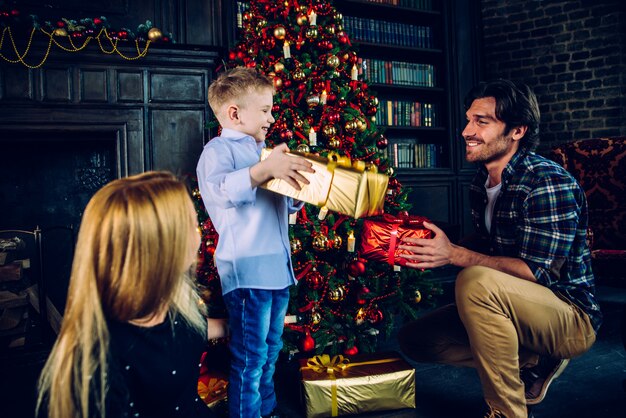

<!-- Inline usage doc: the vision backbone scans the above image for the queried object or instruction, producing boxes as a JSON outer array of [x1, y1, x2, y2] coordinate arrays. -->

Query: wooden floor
[[1, 287, 625, 418]]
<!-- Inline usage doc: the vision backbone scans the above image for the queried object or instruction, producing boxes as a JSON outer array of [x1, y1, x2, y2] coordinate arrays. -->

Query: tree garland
[[0, 7, 174, 68]]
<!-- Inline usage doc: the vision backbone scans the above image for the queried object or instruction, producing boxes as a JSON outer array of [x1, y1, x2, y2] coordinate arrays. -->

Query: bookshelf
[[337, 0, 450, 173]]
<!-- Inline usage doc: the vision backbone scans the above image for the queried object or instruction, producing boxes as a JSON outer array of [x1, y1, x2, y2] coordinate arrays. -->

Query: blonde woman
[[36, 171, 226, 418]]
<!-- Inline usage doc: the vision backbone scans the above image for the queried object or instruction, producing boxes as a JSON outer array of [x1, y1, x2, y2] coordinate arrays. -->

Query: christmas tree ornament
[[273, 25, 286, 40], [328, 285, 346, 302], [347, 258, 366, 277], [257, 19, 268, 29], [344, 119, 358, 133], [326, 54, 340, 69], [301, 330, 316, 352], [343, 345, 359, 356], [292, 69, 306, 81], [356, 286, 370, 305], [355, 308, 367, 326], [331, 234, 343, 250], [327, 137, 341, 149], [274, 62, 285, 72], [322, 124, 337, 137], [312, 233, 329, 252], [367, 308, 384, 325], [306, 95, 320, 108], [305, 26, 318, 39], [147, 27, 163, 41], [296, 144, 310, 153], [290, 238, 302, 254], [376, 135, 388, 149], [414, 290, 422, 304], [311, 311, 322, 325], [306, 268, 324, 290], [296, 14, 308, 26]]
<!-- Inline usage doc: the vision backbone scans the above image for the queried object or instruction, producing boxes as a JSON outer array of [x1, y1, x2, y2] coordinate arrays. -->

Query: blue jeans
[[223, 287, 290, 418]]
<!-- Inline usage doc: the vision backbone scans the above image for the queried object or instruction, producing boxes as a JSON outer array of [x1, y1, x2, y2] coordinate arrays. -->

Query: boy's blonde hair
[[37, 171, 205, 418], [208, 67, 274, 116]]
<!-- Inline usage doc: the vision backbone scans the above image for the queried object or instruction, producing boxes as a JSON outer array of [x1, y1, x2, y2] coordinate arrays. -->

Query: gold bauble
[[298, 5, 308, 13], [334, 12, 343, 21], [371, 97, 379, 106], [293, 117, 304, 128], [370, 116, 377, 123], [147, 27, 163, 41], [328, 286, 346, 302], [274, 62, 285, 72], [53, 28, 68, 37], [311, 311, 322, 325], [414, 290, 422, 304], [322, 125, 337, 137], [326, 26, 336, 35], [296, 144, 310, 154], [290, 238, 302, 255], [328, 137, 341, 149], [326, 55, 340, 69], [312, 234, 329, 251], [387, 166, 395, 176], [306, 95, 320, 108], [344, 120, 358, 133], [356, 118, 367, 132], [292, 69, 306, 81], [273, 76, 283, 89], [305, 27, 318, 39], [332, 235, 343, 249], [296, 14, 308, 26], [274, 26, 286, 40]]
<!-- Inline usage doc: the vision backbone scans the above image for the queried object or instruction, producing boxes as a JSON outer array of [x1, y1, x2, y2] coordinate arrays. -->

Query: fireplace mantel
[[0, 44, 221, 176]]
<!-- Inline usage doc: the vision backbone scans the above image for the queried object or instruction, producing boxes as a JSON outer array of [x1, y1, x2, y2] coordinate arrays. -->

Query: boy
[[196, 67, 314, 418]]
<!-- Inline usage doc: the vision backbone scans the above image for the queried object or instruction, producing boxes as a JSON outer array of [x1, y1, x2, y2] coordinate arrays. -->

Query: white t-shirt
[[484, 177, 502, 234]]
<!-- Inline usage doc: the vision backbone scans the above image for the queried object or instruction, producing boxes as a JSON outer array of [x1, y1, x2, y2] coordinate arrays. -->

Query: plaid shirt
[[468, 149, 602, 332]]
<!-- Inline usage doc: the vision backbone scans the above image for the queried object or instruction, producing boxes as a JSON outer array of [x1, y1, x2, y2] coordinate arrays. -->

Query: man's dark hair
[[464, 79, 540, 152]]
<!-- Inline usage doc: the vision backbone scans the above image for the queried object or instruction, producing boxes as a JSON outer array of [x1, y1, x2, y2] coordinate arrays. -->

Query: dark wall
[[478, 0, 626, 151]]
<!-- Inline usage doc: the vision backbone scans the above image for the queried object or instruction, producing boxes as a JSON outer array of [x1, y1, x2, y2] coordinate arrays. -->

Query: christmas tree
[[193, 0, 440, 355]]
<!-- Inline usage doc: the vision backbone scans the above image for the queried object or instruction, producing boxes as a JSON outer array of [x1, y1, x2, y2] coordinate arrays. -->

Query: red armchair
[[549, 137, 626, 286], [549, 137, 626, 366]]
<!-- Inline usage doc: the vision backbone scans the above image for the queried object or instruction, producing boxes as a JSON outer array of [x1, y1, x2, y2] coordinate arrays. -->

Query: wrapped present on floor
[[197, 343, 229, 410], [260, 149, 389, 219], [359, 213, 432, 266], [299, 351, 415, 418]]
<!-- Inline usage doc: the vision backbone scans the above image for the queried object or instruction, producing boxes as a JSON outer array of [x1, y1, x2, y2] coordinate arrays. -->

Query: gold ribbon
[[198, 377, 228, 402], [300, 355, 401, 417]]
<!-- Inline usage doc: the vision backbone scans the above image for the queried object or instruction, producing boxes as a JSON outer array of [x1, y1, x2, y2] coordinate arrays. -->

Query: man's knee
[[456, 265, 498, 299]]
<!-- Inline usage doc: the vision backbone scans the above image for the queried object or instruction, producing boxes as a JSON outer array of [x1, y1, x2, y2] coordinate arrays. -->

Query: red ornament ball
[[344, 345, 359, 356], [348, 259, 366, 277], [301, 332, 315, 352]]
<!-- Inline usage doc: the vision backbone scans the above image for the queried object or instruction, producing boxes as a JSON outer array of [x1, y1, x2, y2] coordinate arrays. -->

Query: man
[[397, 79, 601, 418]]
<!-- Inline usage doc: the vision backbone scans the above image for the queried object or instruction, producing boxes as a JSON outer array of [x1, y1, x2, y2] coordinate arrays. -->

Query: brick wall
[[479, 0, 626, 150]]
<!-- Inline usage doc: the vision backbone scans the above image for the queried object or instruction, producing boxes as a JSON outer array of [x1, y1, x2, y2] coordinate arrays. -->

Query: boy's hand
[[250, 143, 315, 190]]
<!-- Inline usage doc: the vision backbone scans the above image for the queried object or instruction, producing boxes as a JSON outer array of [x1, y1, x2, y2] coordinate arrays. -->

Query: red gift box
[[359, 214, 432, 266]]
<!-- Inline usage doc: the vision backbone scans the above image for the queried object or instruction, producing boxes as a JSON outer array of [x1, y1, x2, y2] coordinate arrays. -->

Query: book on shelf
[[361, 58, 435, 87], [343, 16, 433, 48], [384, 140, 439, 168], [377, 100, 438, 127], [358, 0, 434, 11]]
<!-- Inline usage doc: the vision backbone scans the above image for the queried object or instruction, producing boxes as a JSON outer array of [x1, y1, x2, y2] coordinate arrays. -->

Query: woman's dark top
[[106, 313, 215, 418]]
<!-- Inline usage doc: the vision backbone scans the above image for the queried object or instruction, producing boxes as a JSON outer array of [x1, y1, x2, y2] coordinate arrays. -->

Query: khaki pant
[[398, 266, 596, 418]]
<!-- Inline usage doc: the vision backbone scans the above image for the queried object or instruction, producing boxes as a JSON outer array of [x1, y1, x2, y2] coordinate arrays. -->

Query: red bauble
[[10, 9, 19, 17], [301, 332, 315, 352], [367, 309, 384, 325], [306, 269, 324, 290], [356, 286, 370, 305], [57, 21, 65, 28], [376, 136, 388, 149], [343, 345, 358, 356], [280, 129, 293, 140], [337, 99, 348, 107], [272, 104, 280, 113], [348, 259, 366, 277], [93, 18, 102, 25], [228, 51, 237, 60]]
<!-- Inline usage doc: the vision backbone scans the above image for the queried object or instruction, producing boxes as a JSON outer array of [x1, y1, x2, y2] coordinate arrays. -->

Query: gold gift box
[[260, 149, 389, 219], [299, 351, 416, 418]]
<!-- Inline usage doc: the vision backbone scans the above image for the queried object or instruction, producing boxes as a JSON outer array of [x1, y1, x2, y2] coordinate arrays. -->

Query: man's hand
[[250, 143, 315, 189], [398, 221, 454, 269]]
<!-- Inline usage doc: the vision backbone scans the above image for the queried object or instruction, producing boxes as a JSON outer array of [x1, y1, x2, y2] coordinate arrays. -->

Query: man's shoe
[[521, 357, 570, 405]]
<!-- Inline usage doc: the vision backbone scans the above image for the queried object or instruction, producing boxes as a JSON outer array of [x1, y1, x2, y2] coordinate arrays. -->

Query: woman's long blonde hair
[[37, 171, 206, 418]]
